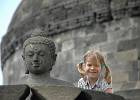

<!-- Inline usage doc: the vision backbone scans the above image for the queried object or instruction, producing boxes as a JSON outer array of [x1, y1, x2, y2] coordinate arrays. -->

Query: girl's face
[[84, 54, 101, 79]]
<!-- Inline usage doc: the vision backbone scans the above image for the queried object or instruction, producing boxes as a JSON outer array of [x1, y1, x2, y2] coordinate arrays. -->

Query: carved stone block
[[0, 85, 30, 100], [31, 85, 126, 100], [127, 0, 140, 16]]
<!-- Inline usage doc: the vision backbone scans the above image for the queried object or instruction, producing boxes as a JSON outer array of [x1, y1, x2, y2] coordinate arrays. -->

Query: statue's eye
[[27, 52, 33, 57], [39, 52, 45, 56]]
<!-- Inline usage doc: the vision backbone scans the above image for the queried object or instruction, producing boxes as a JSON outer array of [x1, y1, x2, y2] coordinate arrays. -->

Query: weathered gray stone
[[3, 50, 25, 85], [32, 86, 81, 100], [1, 0, 140, 94], [0, 85, 30, 100], [86, 33, 107, 45], [129, 71, 139, 81], [112, 71, 129, 82], [131, 26, 140, 39], [115, 89, 140, 100], [99, 41, 118, 53], [111, 0, 128, 19], [62, 39, 74, 51], [85, 24, 105, 35], [31, 85, 125, 100], [114, 49, 138, 62], [117, 37, 140, 51], [74, 37, 86, 49], [121, 82, 138, 90]]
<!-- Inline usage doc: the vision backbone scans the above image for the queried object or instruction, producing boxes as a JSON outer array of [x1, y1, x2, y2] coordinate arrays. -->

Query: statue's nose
[[33, 54, 39, 62]]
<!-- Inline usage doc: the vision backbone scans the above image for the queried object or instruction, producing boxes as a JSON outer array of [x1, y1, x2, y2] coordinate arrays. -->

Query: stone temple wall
[[1, 0, 140, 93]]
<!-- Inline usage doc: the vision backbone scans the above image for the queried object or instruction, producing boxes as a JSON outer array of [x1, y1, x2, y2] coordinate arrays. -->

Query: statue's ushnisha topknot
[[23, 30, 56, 59]]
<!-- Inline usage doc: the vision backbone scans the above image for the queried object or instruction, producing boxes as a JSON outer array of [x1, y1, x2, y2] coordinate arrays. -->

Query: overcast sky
[[0, 0, 21, 85]]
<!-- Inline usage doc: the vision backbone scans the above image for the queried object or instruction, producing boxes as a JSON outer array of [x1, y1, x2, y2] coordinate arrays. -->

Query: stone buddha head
[[22, 31, 57, 75]]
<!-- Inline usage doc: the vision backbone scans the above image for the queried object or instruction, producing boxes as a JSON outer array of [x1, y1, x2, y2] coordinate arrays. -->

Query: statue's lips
[[33, 65, 40, 68], [32, 63, 40, 68]]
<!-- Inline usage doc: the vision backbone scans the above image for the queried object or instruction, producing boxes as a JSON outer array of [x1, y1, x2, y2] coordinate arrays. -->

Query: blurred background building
[[1, 0, 140, 99]]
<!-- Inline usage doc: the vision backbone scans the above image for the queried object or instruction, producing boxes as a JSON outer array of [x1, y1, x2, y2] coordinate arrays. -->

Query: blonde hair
[[76, 50, 112, 84]]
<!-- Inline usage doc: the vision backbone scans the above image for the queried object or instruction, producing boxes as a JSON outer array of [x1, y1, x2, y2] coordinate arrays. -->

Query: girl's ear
[[77, 62, 86, 77]]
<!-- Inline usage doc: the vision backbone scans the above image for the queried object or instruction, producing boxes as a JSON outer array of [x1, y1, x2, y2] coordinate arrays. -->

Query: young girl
[[76, 50, 113, 93]]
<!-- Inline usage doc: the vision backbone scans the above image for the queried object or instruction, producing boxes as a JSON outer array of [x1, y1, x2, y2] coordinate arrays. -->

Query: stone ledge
[[0, 85, 30, 100], [0, 85, 126, 100], [115, 89, 140, 100], [31, 85, 125, 100]]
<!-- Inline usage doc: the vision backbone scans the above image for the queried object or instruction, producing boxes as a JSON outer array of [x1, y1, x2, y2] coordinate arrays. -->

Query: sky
[[0, 0, 21, 85]]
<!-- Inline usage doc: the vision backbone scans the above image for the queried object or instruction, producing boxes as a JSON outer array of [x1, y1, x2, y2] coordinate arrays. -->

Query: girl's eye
[[94, 65, 99, 68], [87, 64, 92, 67]]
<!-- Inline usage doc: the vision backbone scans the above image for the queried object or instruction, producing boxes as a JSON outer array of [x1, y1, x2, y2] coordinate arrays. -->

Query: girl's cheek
[[96, 67, 101, 72], [84, 66, 89, 72]]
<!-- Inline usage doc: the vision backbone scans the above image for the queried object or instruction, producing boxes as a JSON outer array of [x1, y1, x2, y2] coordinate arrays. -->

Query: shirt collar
[[85, 76, 100, 88]]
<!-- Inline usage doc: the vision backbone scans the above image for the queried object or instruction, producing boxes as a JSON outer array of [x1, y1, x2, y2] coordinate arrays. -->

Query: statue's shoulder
[[18, 74, 29, 84]]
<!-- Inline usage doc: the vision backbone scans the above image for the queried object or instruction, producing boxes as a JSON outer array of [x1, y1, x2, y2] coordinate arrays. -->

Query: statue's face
[[23, 43, 53, 74]]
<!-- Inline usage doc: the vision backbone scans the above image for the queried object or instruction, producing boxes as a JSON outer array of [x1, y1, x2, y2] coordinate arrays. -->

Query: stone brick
[[106, 52, 115, 61], [110, 61, 139, 72], [138, 61, 140, 80], [93, 0, 110, 11], [51, 50, 76, 82], [117, 37, 140, 51], [127, 0, 140, 17], [0, 85, 30, 100], [74, 47, 86, 61], [106, 19, 132, 42], [131, 26, 140, 38], [115, 89, 140, 100], [61, 39, 75, 51], [112, 82, 124, 92], [72, 28, 86, 38], [112, 71, 129, 82], [121, 82, 137, 90], [86, 33, 107, 45], [129, 71, 139, 81], [55, 42, 62, 52], [135, 81, 140, 89], [51, 6, 66, 22], [74, 37, 86, 49], [114, 49, 139, 62], [3, 50, 25, 85], [111, 0, 128, 19], [99, 41, 118, 53], [67, 3, 83, 18], [85, 24, 105, 35]]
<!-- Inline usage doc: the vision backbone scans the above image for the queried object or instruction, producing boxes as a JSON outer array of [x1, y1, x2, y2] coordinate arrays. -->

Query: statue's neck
[[28, 72, 51, 80]]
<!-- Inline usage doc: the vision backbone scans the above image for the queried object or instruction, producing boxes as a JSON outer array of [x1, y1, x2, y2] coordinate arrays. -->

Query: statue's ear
[[22, 54, 25, 60], [51, 54, 57, 66], [25, 69, 29, 74], [54, 54, 57, 60]]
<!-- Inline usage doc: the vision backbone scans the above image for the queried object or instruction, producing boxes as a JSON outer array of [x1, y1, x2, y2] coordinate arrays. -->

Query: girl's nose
[[90, 67, 94, 69]]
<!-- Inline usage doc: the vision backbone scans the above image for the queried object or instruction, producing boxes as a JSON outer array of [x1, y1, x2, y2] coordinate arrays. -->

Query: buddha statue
[[21, 30, 72, 87]]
